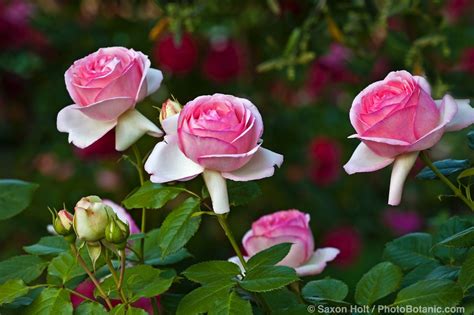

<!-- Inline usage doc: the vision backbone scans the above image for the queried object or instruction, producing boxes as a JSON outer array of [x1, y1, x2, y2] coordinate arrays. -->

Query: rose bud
[[159, 99, 182, 124], [73, 196, 112, 242], [105, 214, 130, 249], [228, 210, 339, 276], [53, 209, 73, 235]]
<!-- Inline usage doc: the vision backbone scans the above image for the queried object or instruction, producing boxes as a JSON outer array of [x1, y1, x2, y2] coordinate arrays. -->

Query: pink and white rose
[[145, 93, 283, 214], [57, 47, 164, 151], [344, 70, 474, 205], [228, 210, 339, 276]]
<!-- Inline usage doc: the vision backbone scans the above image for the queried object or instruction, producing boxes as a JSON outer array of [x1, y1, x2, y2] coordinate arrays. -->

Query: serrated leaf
[[74, 302, 108, 314], [402, 261, 440, 287], [433, 216, 470, 263], [416, 159, 469, 180], [176, 280, 235, 315], [25, 288, 72, 315], [0, 179, 38, 220], [157, 198, 201, 257], [240, 265, 298, 292], [183, 261, 241, 284], [209, 291, 252, 315], [23, 236, 68, 256], [123, 181, 185, 209], [261, 287, 302, 313], [355, 262, 403, 306], [393, 280, 463, 308], [0, 279, 29, 305], [459, 251, 474, 292], [48, 251, 86, 285], [425, 265, 459, 281], [383, 233, 436, 270], [109, 305, 148, 315], [247, 243, 292, 270], [437, 226, 474, 248], [302, 279, 348, 302], [0, 255, 47, 284]]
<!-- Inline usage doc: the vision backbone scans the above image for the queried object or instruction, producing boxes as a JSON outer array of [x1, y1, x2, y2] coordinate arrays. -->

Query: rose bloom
[[154, 33, 198, 74], [57, 47, 163, 151], [202, 39, 245, 83], [145, 93, 283, 214], [309, 137, 341, 186], [228, 210, 339, 276], [344, 70, 474, 205]]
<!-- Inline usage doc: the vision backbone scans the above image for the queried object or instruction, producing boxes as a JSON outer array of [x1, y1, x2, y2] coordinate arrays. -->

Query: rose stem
[[132, 144, 147, 262], [216, 214, 248, 270], [70, 244, 113, 309], [105, 249, 128, 305], [420, 151, 474, 211]]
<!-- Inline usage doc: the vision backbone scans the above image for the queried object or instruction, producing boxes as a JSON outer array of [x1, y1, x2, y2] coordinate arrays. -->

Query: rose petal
[[228, 256, 248, 275], [75, 96, 135, 121], [197, 143, 261, 172], [221, 147, 283, 181], [161, 113, 179, 135], [294, 247, 340, 277], [445, 99, 474, 132], [145, 68, 163, 97], [343, 142, 395, 174], [414, 75, 431, 95], [388, 151, 419, 206], [57, 105, 116, 149], [202, 170, 230, 214], [144, 136, 204, 182], [115, 109, 163, 151]]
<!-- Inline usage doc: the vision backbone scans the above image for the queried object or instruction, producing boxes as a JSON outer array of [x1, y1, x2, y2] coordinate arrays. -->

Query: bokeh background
[[1, 0, 474, 290]]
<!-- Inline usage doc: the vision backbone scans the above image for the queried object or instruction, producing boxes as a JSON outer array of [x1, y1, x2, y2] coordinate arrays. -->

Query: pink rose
[[57, 47, 164, 151], [344, 70, 474, 205], [228, 210, 339, 276], [145, 94, 283, 214]]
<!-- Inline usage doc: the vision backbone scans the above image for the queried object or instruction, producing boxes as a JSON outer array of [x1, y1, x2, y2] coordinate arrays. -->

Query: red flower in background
[[460, 48, 474, 74], [309, 137, 341, 186], [74, 129, 118, 160], [322, 226, 362, 266], [153, 33, 198, 74], [202, 39, 245, 83], [444, 0, 473, 23], [382, 208, 423, 236]]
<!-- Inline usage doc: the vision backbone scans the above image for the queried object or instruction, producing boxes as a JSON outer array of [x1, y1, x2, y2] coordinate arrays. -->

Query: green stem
[[216, 214, 247, 271], [105, 251, 128, 305], [151, 296, 160, 315], [70, 244, 113, 309], [118, 250, 126, 292], [420, 151, 474, 211], [132, 144, 147, 262], [66, 288, 96, 304]]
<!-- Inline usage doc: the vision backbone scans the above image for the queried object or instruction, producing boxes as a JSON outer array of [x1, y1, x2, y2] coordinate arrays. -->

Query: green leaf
[[246, 243, 292, 270], [123, 181, 186, 209], [261, 288, 303, 313], [402, 261, 440, 287], [240, 265, 298, 292], [100, 265, 175, 301], [425, 265, 459, 281], [209, 291, 252, 315], [74, 302, 108, 314], [457, 167, 474, 181], [0, 279, 29, 306], [0, 255, 47, 284], [459, 251, 474, 292], [0, 179, 38, 220], [157, 198, 201, 257], [383, 233, 436, 270], [202, 181, 261, 207], [355, 262, 403, 306], [302, 279, 348, 301], [25, 288, 72, 315], [176, 280, 235, 315], [393, 280, 463, 308], [48, 251, 86, 285], [437, 226, 474, 248], [467, 130, 474, 150], [416, 159, 469, 180], [23, 236, 68, 256], [433, 216, 470, 263], [109, 305, 148, 315], [183, 261, 241, 284]]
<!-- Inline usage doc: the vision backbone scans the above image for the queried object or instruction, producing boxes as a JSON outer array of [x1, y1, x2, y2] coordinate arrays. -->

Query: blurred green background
[[1, 0, 474, 291]]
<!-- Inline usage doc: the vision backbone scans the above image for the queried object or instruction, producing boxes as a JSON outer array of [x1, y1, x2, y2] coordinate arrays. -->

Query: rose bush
[[344, 70, 474, 205], [57, 47, 164, 151]]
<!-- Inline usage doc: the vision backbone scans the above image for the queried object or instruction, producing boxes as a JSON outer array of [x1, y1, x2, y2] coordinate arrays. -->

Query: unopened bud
[[159, 99, 182, 123], [73, 195, 112, 242], [53, 209, 74, 236], [105, 214, 130, 249]]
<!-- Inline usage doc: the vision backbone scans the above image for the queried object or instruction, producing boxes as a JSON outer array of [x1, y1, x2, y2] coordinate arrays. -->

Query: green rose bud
[[73, 195, 112, 242], [105, 214, 130, 249], [53, 209, 74, 236]]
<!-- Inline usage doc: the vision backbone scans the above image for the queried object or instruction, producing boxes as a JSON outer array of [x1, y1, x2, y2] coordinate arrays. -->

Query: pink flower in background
[[344, 70, 474, 205], [34, 152, 75, 181], [322, 226, 362, 266], [57, 47, 163, 151], [229, 210, 339, 276], [154, 33, 198, 74], [145, 93, 283, 214], [203, 39, 245, 83], [95, 169, 122, 192], [459, 48, 474, 74], [309, 137, 341, 186], [74, 129, 118, 160], [382, 208, 423, 235]]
